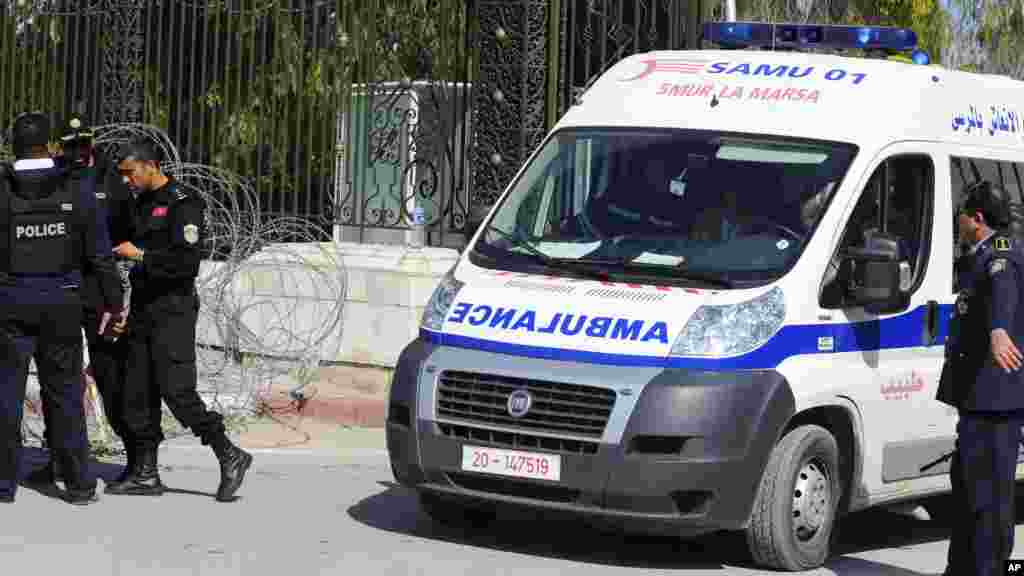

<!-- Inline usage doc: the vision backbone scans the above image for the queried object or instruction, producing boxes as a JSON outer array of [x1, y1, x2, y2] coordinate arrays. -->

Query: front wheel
[[745, 424, 842, 571]]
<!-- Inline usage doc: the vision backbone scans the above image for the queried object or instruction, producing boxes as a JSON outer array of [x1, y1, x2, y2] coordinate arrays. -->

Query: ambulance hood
[[424, 263, 787, 365]]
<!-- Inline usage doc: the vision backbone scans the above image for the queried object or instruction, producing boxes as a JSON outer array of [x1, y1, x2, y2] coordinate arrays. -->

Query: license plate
[[460, 445, 561, 482]]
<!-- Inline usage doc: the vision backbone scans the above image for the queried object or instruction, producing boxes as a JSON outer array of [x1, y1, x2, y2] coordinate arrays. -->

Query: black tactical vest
[[0, 163, 77, 276]]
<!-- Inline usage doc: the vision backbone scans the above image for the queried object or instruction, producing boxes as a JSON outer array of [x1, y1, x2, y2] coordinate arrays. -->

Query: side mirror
[[840, 231, 910, 313]]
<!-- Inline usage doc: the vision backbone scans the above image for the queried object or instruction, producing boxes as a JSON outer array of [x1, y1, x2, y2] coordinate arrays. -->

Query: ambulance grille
[[436, 371, 615, 438], [436, 423, 599, 455]]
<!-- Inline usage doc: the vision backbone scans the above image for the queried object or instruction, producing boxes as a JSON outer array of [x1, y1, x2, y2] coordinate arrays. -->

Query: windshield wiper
[[568, 258, 735, 288], [483, 225, 611, 281], [482, 227, 732, 286], [484, 225, 552, 262]]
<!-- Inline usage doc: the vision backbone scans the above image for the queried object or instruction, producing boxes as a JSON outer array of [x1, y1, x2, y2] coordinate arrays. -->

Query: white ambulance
[[385, 21, 1024, 571]]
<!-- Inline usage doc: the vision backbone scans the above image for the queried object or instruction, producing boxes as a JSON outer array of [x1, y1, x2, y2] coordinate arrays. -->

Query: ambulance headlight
[[421, 268, 464, 331], [670, 287, 786, 357]]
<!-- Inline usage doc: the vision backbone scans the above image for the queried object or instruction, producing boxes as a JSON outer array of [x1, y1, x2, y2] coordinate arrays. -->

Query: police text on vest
[[16, 222, 67, 239]]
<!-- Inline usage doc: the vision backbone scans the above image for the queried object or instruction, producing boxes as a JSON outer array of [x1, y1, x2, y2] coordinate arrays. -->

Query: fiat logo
[[507, 389, 532, 418]]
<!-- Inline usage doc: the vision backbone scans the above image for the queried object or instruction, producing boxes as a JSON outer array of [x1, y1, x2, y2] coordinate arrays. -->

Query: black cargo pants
[[41, 305, 132, 448], [121, 290, 225, 451]]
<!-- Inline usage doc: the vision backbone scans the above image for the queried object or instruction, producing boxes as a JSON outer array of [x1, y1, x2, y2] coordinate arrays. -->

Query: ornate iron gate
[[1, 0, 702, 248], [557, 0, 694, 118], [1, 0, 347, 241], [335, 0, 476, 249], [470, 0, 703, 224]]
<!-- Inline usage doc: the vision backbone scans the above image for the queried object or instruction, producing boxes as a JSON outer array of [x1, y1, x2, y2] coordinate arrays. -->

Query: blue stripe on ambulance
[[420, 303, 954, 370]]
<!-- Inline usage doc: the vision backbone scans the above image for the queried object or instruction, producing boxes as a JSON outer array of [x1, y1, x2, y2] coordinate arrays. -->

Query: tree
[[945, 0, 1024, 78]]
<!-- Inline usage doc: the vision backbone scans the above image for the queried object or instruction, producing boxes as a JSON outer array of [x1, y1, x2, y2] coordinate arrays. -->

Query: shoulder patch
[[989, 258, 1008, 277], [183, 223, 199, 244], [995, 236, 1012, 251]]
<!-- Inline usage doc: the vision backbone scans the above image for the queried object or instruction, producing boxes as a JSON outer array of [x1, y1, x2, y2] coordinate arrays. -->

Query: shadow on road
[[347, 481, 1024, 573], [18, 447, 223, 500], [16, 447, 125, 502], [348, 481, 731, 570]]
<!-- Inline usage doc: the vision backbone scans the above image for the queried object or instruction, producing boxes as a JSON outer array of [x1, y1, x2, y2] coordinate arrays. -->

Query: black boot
[[210, 435, 253, 502], [104, 447, 164, 496], [114, 444, 137, 484], [24, 459, 59, 486]]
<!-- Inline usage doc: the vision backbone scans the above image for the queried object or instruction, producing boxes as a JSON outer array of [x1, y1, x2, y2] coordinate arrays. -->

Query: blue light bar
[[702, 22, 919, 52]]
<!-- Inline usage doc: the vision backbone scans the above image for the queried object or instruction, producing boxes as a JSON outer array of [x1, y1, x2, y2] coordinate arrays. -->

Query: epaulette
[[994, 236, 1012, 252]]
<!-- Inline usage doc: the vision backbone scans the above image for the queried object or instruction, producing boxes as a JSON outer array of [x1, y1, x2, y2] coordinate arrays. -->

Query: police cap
[[961, 180, 1012, 229], [60, 112, 93, 142], [10, 111, 50, 158]]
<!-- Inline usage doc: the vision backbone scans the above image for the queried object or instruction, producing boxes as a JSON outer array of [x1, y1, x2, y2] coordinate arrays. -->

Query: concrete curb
[[25, 365, 393, 430], [261, 363, 391, 428], [291, 394, 387, 428], [277, 364, 392, 428]]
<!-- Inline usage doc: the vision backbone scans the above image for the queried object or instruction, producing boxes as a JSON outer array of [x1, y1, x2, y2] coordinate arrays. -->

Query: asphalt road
[[1, 426, 1018, 575]]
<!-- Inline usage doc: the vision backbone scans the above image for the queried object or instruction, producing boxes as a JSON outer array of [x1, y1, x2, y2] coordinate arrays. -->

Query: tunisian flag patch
[[152, 206, 168, 217]]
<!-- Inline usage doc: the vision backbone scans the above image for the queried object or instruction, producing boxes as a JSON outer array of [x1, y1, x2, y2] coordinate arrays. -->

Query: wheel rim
[[792, 458, 831, 543]]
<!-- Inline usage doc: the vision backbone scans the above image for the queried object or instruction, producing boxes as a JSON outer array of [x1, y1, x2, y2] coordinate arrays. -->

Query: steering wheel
[[773, 223, 802, 244], [739, 214, 802, 244]]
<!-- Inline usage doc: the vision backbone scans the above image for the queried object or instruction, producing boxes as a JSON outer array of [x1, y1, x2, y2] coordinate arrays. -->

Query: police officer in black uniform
[[0, 111, 123, 504], [27, 115, 136, 486], [105, 138, 252, 502], [937, 179, 1024, 576]]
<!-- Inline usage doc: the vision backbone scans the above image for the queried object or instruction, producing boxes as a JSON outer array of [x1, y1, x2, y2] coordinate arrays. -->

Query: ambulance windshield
[[472, 128, 858, 288]]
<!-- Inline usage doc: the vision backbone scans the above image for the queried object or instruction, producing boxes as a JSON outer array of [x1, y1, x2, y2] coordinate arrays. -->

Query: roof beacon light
[[702, 21, 921, 54]]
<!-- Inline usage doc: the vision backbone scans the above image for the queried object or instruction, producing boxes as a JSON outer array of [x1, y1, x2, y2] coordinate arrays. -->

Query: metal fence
[[1, 0, 704, 249]]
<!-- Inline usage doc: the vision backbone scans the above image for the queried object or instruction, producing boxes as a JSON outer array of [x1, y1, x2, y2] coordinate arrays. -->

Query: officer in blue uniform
[[0, 111, 123, 504], [936, 179, 1024, 576], [26, 115, 135, 486]]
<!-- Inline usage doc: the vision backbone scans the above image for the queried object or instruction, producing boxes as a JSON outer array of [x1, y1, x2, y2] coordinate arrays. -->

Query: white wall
[[195, 241, 460, 368]]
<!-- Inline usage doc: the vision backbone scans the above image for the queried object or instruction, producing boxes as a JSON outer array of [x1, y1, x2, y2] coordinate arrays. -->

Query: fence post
[[102, 0, 146, 124], [471, 0, 551, 214]]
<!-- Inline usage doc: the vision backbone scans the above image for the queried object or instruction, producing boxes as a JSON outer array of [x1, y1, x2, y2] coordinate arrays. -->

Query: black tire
[[746, 424, 842, 571], [417, 491, 497, 529]]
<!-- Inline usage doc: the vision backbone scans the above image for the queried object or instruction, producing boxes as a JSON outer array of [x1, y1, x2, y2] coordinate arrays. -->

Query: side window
[[822, 154, 934, 308], [999, 161, 1024, 203], [949, 156, 1024, 292], [886, 156, 933, 284], [951, 156, 1021, 208]]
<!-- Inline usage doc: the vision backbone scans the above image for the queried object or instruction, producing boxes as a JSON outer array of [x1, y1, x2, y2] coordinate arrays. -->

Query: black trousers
[[947, 411, 1022, 576], [41, 305, 131, 450], [121, 291, 224, 451], [0, 290, 94, 496]]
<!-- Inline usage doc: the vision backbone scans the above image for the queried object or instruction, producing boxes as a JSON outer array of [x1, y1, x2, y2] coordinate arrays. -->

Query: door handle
[[924, 300, 939, 345]]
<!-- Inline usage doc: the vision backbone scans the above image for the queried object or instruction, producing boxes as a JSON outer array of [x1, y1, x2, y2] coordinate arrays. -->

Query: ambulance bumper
[[386, 337, 796, 537]]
